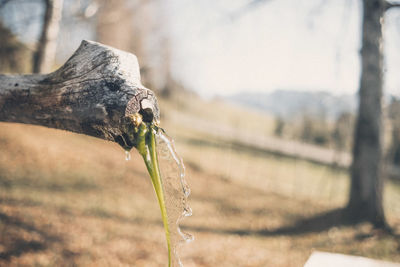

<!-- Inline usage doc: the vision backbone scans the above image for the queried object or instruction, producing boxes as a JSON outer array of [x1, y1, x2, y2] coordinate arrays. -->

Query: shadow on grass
[[184, 208, 368, 237], [0, 211, 63, 261], [0, 174, 99, 193], [0, 195, 164, 263], [82, 206, 162, 226]]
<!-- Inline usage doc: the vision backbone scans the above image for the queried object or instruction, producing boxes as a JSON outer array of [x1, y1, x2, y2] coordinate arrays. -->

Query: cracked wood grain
[[0, 40, 160, 148]]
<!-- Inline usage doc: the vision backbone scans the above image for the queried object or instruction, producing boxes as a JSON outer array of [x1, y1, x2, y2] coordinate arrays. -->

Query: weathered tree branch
[[385, 1, 400, 10], [0, 40, 160, 149]]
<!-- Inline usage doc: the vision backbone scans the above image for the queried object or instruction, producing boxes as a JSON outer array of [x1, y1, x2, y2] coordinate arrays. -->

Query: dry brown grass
[[0, 95, 399, 266]]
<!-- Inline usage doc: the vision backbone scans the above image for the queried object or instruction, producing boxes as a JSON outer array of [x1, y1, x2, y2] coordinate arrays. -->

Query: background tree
[[347, 0, 400, 229], [0, 21, 30, 73], [33, 0, 64, 73], [0, 0, 63, 74], [387, 97, 400, 177], [233, 0, 400, 229], [96, 0, 172, 94], [332, 112, 354, 153], [274, 116, 285, 137]]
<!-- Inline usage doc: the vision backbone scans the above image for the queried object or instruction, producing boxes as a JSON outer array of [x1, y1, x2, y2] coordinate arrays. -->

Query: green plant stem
[[136, 123, 172, 267]]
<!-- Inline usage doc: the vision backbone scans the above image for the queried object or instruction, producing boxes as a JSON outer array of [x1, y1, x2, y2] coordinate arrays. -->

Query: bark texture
[[33, 0, 63, 73], [348, 0, 386, 227], [0, 40, 160, 149]]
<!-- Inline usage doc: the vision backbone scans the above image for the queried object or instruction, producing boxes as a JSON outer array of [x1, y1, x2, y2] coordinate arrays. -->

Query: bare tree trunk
[[33, 0, 63, 73], [347, 0, 387, 228], [1, 40, 160, 150], [0, 21, 30, 73]]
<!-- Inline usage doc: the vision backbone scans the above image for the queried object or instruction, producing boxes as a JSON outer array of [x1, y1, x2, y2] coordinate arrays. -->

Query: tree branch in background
[[386, 1, 400, 10], [228, 0, 274, 21], [1, 40, 160, 148], [33, 0, 63, 73], [0, 0, 12, 9]]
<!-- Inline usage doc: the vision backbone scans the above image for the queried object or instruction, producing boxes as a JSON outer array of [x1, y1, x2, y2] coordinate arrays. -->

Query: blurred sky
[[1, 0, 400, 98], [167, 0, 400, 97]]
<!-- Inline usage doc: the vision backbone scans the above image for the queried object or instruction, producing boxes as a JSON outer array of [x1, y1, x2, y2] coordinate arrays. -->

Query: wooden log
[[0, 40, 160, 149]]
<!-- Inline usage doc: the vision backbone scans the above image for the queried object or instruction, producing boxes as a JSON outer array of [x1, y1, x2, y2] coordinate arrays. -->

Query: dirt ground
[[1, 98, 400, 266]]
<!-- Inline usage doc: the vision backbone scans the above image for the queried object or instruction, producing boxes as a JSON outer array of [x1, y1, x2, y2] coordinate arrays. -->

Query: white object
[[304, 251, 400, 267]]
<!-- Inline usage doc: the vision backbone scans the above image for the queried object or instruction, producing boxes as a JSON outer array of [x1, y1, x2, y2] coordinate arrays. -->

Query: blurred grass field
[[0, 94, 399, 266]]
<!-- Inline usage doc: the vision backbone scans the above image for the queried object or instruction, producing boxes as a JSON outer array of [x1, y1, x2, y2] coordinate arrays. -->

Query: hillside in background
[[226, 89, 357, 119]]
